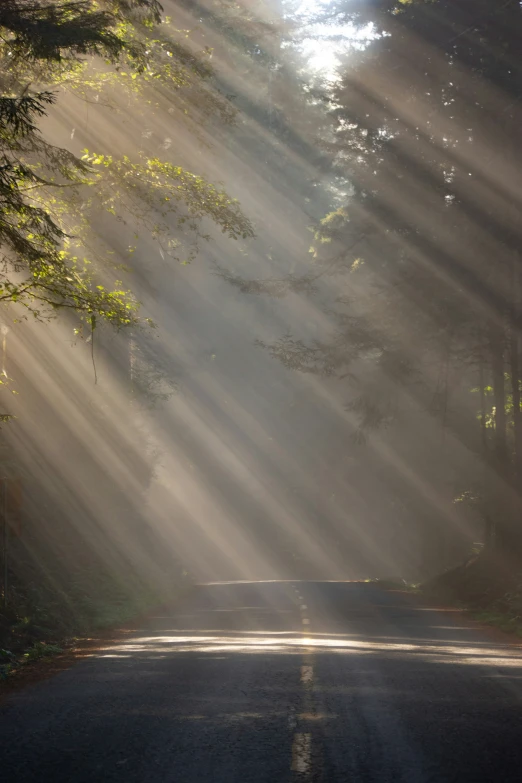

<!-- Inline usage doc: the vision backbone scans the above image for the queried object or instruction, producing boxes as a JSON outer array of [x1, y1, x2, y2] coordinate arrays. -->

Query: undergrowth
[[365, 578, 419, 591], [0, 567, 187, 681], [421, 552, 522, 636]]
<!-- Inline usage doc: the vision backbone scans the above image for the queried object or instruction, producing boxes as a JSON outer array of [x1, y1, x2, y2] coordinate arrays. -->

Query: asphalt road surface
[[2, 581, 522, 782]]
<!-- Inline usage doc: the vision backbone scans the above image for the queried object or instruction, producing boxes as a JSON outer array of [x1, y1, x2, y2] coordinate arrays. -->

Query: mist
[[0, 0, 508, 601]]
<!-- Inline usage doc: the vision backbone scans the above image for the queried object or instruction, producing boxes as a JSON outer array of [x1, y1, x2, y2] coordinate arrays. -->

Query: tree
[[0, 0, 260, 615], [218, 0, 522, 570], [322, 0, 522, 559], [0, 0, 254, 325]]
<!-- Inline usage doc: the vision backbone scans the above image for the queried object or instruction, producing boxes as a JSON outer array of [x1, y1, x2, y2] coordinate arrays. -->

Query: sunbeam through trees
[[2, 0, 522, 707]]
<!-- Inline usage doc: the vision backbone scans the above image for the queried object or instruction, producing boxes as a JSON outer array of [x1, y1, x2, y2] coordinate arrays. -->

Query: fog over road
[[2, 582, 522, 782]]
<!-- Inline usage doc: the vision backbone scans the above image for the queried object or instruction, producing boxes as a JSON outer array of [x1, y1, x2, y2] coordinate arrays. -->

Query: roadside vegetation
[[0, 566, 190, 681], [422, 553, 522, 637]]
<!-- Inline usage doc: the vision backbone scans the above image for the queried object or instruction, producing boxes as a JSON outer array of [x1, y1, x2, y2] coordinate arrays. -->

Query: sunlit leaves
[[0, 0, 253, 328], [81, 149, 255, 263]]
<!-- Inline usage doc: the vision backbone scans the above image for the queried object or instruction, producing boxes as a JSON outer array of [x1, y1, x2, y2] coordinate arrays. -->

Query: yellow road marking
[[291, 600, 315, 778], [291, 732, 312, 774], [301, 664, 313, 684]]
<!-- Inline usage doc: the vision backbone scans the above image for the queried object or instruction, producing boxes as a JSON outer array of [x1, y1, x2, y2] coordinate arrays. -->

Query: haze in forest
[[1, 0, 521, 620]]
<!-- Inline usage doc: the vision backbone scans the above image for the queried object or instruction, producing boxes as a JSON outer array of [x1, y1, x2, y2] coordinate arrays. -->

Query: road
[[2, 581, 522, 782]]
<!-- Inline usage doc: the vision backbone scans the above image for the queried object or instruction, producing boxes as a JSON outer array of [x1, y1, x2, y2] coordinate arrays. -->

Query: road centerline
[[291, 732, 312, 775]]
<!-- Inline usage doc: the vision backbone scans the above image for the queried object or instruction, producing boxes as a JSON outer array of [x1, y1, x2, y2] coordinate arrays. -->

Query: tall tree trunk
[[478, 334, 495, 547], [510, 257, 522, 481], [489, 321, 508, 472], [484, 516, 494, 547], [479, 342, 488, 454], [487, 319, 522, 559]]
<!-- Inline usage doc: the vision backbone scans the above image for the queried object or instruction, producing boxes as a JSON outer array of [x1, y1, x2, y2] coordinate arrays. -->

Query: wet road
[[2, 581, 522, 781]]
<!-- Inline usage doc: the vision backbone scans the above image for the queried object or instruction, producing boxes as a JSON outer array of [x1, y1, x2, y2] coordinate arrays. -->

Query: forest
[[1, 0, 522, 667]]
